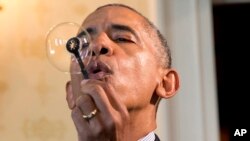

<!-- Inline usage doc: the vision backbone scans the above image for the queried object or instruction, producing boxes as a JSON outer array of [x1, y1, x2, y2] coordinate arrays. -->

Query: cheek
[[113, 52, 158, 103], [116, 53, 147, 84]]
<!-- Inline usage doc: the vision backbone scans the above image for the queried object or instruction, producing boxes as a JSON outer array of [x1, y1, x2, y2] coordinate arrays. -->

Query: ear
[[66, 81, 75, 109], [156, 69, 180, 99]]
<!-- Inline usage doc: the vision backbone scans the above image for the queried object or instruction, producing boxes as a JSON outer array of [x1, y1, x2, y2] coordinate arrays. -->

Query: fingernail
[[81, 79, 88, 85]]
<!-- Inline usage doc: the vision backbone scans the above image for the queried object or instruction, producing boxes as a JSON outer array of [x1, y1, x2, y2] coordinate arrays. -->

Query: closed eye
[[114, 37, 135, 43]]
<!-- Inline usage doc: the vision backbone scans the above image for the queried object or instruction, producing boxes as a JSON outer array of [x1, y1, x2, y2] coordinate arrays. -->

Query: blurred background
[[0, 0, 249, 141]]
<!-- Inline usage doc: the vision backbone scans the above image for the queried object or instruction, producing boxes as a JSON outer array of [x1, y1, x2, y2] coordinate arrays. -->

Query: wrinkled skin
[[66, 5, 179, 141]]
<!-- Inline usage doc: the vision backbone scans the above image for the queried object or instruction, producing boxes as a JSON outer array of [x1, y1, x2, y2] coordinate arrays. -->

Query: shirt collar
[[138, 131, 155, 141]]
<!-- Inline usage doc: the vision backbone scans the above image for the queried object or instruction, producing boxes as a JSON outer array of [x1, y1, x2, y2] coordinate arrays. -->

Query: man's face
[[71, 6, 162, 110]]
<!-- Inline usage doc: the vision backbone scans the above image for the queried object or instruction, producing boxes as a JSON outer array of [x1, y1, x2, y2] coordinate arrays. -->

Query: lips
[[87, 61, 112, 80]]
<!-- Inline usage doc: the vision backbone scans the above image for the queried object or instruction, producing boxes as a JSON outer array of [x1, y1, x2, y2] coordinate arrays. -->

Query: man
[[66, 3, 179, 141]]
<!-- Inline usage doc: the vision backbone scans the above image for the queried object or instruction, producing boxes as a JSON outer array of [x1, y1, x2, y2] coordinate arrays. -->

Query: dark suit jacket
[[155, 134, 160, 141]]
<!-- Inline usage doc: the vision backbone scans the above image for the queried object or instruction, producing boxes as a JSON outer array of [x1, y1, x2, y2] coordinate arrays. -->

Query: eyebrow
[[79, 24, 140, 41], [111, 24, 139, 40]]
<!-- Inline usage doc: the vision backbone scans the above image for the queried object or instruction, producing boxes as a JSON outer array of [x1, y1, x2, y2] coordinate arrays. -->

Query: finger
[[70, 73, 84, 100], [83, 79, 127, 115], [80, 79, 129, 127], [80, 79, 129, 138], [80, 79, 114, 118], [76, 94, 96, 116], [75, 93, 110, 140], [71, 106, 90, 136], [66, 81, 75, 109]]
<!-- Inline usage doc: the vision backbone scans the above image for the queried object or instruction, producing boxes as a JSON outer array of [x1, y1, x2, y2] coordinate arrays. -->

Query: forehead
[[82, 6, 145, 28], [81, 6, 157, 54]]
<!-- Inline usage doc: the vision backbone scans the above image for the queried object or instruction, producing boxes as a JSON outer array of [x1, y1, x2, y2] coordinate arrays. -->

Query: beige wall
[[0, 0, 154, 140]]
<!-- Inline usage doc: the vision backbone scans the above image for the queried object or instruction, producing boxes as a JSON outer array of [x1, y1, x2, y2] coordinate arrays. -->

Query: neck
[[125, 105, 157, 140]]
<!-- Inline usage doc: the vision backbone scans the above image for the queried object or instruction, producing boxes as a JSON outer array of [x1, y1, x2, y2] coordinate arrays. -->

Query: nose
[[90, 32, 113, 57]]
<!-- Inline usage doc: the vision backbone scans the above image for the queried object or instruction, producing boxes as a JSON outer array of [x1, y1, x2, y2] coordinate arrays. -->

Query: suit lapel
[[154, 134, 160, 141]]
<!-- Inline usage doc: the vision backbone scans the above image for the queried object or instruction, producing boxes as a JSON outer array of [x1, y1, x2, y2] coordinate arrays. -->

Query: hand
[[66, 80, 130, 141]]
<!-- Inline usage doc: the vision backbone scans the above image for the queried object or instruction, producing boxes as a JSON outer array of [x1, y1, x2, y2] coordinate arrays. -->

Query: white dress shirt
[[138, 131, 155, 141]]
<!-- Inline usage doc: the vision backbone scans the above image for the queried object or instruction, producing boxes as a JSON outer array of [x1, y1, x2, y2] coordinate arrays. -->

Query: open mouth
[[87, 61, 112, 80]]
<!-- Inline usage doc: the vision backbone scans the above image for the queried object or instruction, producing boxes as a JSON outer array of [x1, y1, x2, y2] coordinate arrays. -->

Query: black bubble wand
[[66, 36, 89, 79]]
